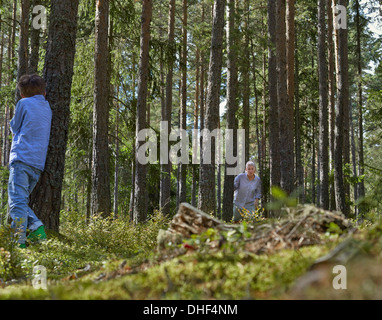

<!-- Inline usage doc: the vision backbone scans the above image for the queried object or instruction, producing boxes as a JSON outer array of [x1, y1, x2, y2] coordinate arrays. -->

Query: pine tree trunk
[[268, 0, 280, 190], [198, 5, 205, 208], [91, 0, 111, 218], [286, 0, 295, 193], [30, 0, 80, 232], [133, 0, 152, 223], [294, 29, 304, 203], [28, 0, 40, 74], [91, 0, 111, 217], [159, 0, 175, 216], [242, 0, 250, 164], [355, 0, 365, 217], [222, 0, 238, 222], [277, 0, 294, 195], [350, 100, 358, 217], [334, 0, 349, 216], [318, 0, 329, 209], [327, 0, 336, 211], [198, 0, 225, 215], [179, 0, 187, 204], [191, 48, 200, 207], [16, 0, 30, 102]]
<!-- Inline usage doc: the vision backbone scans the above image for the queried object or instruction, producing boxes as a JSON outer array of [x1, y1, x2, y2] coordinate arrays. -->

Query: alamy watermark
[[334, 5, 347, 30], [32, 5, 47, 31], [32, 265, 47, 290], [332, 265, 347, 290], [137, 122, 246, 176]]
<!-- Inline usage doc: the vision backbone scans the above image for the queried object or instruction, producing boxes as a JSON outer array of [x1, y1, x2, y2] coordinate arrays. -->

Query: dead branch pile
[[157, 203, 235, 250], [157, 203, 354, 255], [244, 205, 354, 254]]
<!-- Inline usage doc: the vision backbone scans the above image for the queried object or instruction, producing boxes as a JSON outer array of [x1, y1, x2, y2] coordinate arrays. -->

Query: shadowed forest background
[[0, 0, 382, 300]]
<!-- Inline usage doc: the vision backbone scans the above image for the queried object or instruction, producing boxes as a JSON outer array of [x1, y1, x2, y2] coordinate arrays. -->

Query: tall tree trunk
[[191, 48, 200, 207], [133, 0, 152, 223], [328, 0, 336, 211], [91, 0, 111, 218], [312, 118, 316, 204], [10, 0, 17, 83], [198, 0, 225, 215], [198, 4, 205, 208], [318, 0, 329, 209], [350, 99, 358, 217], [159, 0, 175, 216], [0, 20, 3, 90], [334, 0, 349, 216], [114, 101, 119, 217], [286, 0, 295, 192], [30, 0, 80, 232], [222, 0, 238, 222], [179, 0, 187, 204], [3, 0, 17, 170], [355, 0, 365, 217], [268, 0, 280, 190], [295, 29, 303, 203], [28, 0, 41, 74], [242, 0, 250, 164], [277, 0, 294, 195], [16, 0, 30, 102]]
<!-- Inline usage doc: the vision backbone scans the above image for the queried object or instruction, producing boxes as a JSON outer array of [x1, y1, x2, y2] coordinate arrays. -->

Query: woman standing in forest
[[233, 161, 262, 222]]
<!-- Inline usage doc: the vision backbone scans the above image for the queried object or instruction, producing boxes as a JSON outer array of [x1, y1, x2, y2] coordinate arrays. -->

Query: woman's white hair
[[245, 161, 256, 172]]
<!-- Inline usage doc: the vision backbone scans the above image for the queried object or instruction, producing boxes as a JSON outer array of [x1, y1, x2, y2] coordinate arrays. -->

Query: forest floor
[[0, 204, 382, 300]]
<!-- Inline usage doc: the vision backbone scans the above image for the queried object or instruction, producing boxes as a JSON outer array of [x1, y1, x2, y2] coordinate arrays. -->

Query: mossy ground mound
[[0, 204, 381, 300]]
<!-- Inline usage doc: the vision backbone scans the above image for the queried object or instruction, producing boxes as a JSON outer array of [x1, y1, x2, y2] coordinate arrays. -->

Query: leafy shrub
[[0, 225, 25, 280], [59, 209, 170, 257]]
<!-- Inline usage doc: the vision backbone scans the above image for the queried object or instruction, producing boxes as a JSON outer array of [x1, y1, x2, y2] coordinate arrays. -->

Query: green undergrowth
[[0, 208, 379, 300]]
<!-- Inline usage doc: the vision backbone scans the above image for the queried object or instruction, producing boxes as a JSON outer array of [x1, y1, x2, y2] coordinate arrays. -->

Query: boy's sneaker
[[27, 226, 47, 243]]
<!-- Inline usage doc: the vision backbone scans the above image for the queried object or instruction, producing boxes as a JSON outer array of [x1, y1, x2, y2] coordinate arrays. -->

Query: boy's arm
[[10, 101, 24, 134]]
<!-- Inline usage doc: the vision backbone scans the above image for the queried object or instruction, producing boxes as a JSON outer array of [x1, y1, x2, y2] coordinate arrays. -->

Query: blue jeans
[[8, 161, 43, 244]]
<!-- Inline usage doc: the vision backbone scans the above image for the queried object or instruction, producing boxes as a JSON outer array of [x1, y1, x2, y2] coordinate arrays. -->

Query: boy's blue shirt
[[9, 95, 52, 171]]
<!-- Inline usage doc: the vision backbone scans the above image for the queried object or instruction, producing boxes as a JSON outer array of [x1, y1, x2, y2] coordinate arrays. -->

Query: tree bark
[[242, 0, 250, 164], [334, 0, 349, 216], [30, 0, 80, 232], [222, 0, 238, 222], [191, 48, 200, 207], [16, 0, 30, 102], [277, 0, 294, 195], [355, 0, 365, 217], [28, 0, 41, 74], [318, 0, 329, 209], [327, 0, 336, 211], [159, 0, 175, 216], [133, 0, 152, 223], [294, 29, 303, 203], [286, 0, 295, 192], [91, 0, 111, 218], [179, 0, 188, 204], [268, 0, 280, 190], [198, 0, 225, 215]]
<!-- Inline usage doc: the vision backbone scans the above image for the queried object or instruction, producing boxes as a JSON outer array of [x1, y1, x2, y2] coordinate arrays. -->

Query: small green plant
[[0, 225, 26, 280], [237, 206, 265, 224]]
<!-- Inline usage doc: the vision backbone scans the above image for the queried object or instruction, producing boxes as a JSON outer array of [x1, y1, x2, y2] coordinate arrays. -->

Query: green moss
[[0, 208, 358, 300]]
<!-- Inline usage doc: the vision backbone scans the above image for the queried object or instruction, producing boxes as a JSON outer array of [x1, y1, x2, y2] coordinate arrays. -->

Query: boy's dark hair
[[18, 74, 46, 98]]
